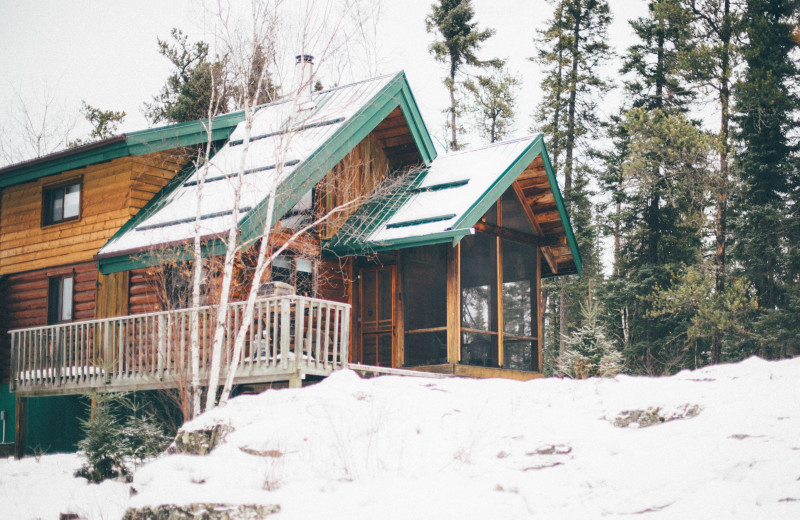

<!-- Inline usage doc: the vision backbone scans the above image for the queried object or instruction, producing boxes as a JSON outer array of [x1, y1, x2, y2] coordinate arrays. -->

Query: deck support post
[[14, 396, 27, 459], [157, 315, 166, 380]]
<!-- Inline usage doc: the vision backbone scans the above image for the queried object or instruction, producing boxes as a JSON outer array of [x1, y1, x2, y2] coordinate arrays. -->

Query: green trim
[[386, 213, 456, 229], [411, 179, 469, 192], [452, 135, 544, 231], [537, 138, 582, 276], [449, 134, 581, 276], [327, 228, 473, 256], [0, 112, 245, 188], [325, 167, 428, 253]]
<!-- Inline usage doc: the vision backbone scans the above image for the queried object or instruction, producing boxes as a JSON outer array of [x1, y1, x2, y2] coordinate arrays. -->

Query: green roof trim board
[[0, 111, 246, 188]]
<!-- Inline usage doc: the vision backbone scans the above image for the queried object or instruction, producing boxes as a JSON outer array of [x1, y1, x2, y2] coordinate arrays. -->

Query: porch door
[[360, 266, 394, 367]]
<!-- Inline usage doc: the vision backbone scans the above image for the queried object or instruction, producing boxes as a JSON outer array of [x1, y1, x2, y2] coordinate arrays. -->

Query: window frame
[[42, 177, 82, 227], [47, 273, 75, 324]]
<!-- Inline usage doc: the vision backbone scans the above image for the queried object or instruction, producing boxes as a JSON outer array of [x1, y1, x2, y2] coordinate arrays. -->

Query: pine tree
[[680, 0, 743, 363], [69, 102, 126, 148], [144, 28, 230, 125], [426, 0, 503, 150], [556, 289, 622, 378], [533, 0, 612, 357], [464, 70, 520, 143], [730, 0, 799, 358]]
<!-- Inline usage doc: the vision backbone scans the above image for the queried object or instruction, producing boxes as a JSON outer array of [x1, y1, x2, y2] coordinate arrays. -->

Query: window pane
[[504, 339, 535, 371], [461, 331, 497, 366], [460, 233, 499, 366], [403, 245, 447, 366], [404, 331, 447, 366], [61, 276, 73, 321], [47, 278, 62, 324], [460, 233, 497, 332], [50, 188, 64, 222], [271, 256, 292, 285], [63, 183, 80, 218], [502, 240, 535, 336]]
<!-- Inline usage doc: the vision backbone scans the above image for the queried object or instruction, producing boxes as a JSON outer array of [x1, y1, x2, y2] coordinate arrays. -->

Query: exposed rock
[[122, 503, 279, 520], [169, 424, 232, 455], [613, 404, 700, 428]]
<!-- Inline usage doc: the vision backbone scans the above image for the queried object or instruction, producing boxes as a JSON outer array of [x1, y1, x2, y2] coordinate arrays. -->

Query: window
[[43, 180, 81, 225], [270, 256, 316, 297], [48, 275, 74, 324]]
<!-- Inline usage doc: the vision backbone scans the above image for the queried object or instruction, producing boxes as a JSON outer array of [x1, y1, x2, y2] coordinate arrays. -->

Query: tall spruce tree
[[426, 0, 503, 150], [606, 0, 715, 374], [533, 0, 612, 358], [680, 0, 743, 363], [730, 0, 799, 358]]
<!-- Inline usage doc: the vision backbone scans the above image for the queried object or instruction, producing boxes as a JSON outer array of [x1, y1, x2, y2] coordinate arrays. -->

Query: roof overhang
[[324, 135, 582, 277], [0, 111, 246, 188]]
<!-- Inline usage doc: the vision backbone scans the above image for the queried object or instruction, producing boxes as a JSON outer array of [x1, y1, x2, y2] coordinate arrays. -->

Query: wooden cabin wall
[[317, 132, 392, 239], [0, 261, 98, 383], [0, 150, 190, 276], [128, 267, 162, 315]]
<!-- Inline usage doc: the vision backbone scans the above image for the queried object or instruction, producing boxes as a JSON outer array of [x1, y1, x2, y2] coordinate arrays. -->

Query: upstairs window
[[48, 275, 74, 324], [43, 180, 81, 226]]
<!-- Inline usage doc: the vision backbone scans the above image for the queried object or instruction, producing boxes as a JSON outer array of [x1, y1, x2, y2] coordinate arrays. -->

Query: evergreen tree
[[144, 28, 230, 125], [533, 0, 612, 357], [556, 288, 622, 378], [69, 102, 126, 148], [730, 0, 799, 358], [464, 70, 520, 143], [680, 0, 743, 363], [426, 0, 503, 150], [623, 0, 695, 112]]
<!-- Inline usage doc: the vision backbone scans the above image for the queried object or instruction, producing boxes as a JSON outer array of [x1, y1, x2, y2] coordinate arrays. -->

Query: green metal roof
[[0, 111, 246, 188], [98, 71, 437, 274], [324, 135, 582, 277]]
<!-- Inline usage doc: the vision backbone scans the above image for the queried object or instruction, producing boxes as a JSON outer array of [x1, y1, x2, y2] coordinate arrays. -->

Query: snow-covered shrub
[[556, 294, 622, 379], [76, 392, 170, 483]]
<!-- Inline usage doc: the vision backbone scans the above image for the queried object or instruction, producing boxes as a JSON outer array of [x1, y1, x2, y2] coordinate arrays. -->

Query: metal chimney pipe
[[295, 54, 316, 111]]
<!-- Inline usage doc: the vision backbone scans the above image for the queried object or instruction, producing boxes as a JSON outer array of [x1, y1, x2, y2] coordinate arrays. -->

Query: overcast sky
[[0, 0, 649, 158]]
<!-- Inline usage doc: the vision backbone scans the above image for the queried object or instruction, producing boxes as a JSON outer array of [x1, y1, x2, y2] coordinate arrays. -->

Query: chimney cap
[[295, 54, 314, 64]]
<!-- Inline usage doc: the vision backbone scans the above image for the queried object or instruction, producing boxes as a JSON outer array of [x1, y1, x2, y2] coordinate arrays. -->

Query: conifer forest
[[427, 0, 800, 376]]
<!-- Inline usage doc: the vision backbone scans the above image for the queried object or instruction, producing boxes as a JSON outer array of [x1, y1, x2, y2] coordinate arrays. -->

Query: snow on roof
[[369, 137, 535, 243], [98, 73, 398, 258]]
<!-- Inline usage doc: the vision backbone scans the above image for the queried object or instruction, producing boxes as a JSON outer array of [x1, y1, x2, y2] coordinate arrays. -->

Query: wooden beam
[[393, 256, 403, 369], [512, 181, 559, 274], [446, 244, 461, 364], [496, 235, 504, 368], [14, 396, 26, 459], [472, 222, 561, 247], [536, 248, 543, 372]]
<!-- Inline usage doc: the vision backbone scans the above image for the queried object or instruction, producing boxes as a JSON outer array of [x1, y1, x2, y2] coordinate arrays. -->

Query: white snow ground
[[2, 356, 800, 519]]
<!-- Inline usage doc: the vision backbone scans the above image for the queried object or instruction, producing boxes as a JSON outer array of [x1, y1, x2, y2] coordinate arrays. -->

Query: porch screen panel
[[460, 232, 499, 367], [502, 239, 537, 371], [403, 245, 447, 366]]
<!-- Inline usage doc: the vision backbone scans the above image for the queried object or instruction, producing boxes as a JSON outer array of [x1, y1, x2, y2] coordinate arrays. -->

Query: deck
[[9, 296, 351, 396]]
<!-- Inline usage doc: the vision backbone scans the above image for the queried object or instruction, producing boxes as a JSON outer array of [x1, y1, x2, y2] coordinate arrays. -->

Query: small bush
[[76, 392, 171, 483]]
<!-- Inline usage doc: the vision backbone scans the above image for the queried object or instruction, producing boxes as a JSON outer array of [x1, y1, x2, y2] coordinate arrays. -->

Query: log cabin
[[1, 69, 580, 458]]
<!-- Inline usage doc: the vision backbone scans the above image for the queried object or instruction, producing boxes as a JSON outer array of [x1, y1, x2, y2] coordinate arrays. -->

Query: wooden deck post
[[446, 244, 461, 365], [13, 396, 26, 459]]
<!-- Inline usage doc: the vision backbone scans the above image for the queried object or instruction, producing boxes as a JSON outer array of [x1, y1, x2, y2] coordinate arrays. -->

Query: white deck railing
[[9, 296, 350, 395]]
